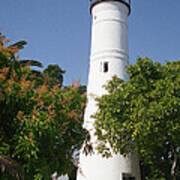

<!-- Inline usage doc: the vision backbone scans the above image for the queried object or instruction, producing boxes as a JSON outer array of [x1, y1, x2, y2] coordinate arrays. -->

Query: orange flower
[[47, 103, 56, 119], [81, 102, 86, 108], [37, 85, 48, 95], [5, 52, 11, 57], [0, 73, 5, 82], [0, 46, 5, 51], [0, 67, 9, 73], [35, 97, 44, 107], [78, 114, 83, 119], [31, 109, 39, 122], [27, 133, 33, 144], [17, 111, 24, 121], [59, 109, 66, 114], [72, 78, 80, 89], [19, 79, 33, 96], [9, 46, 19, 54], [66, 110, 78, 120], [4, 38, 10, 43]]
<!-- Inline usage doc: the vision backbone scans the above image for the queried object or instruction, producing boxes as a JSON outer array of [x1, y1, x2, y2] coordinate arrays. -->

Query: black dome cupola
[[90, 0, 131, 15]]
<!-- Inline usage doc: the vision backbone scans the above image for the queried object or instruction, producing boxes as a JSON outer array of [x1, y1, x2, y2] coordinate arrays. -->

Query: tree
[[0, 33, 89, 179], [43, 64, 65, 88], [94, 57, 180, 180]]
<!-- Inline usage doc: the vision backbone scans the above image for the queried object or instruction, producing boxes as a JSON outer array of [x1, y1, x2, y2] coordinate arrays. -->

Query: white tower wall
[[77, 1, 141, 180]]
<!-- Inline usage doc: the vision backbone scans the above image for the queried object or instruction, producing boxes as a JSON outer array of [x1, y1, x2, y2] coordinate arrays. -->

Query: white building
[[77, 0, 141, 179]]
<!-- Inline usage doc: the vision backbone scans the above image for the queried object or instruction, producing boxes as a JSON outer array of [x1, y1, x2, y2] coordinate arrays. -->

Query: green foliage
[[43, 64, 66, 88], [94, 57, 180, 179], [0, 33, 89, 179]]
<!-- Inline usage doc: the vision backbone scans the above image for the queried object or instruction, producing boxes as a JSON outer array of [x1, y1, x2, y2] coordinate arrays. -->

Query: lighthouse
[[77, 0, 141, 180]]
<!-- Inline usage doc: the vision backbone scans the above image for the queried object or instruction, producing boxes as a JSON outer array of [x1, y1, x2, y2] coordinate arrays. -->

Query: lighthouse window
[[103, 62, 109, 73], [122, 173, 135, 180]]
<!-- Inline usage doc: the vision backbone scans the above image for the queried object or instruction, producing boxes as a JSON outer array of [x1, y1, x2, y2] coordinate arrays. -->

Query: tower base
[[77, 151, 141, 180]]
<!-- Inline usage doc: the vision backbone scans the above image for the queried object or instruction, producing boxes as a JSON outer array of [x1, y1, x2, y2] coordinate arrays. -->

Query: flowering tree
[[0, 33, 89, 180]]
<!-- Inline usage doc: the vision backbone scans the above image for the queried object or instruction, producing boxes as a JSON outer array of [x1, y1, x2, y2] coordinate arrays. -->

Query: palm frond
[[20, 60, 43, 68], [8, 40, 27, 50]]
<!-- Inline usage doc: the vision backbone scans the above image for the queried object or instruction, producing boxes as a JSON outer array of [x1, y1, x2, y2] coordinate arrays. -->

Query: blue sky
[[1, 0, 180, 85]]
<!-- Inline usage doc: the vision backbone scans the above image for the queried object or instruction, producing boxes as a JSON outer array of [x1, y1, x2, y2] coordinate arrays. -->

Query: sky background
[[1, 0, 180, 85]]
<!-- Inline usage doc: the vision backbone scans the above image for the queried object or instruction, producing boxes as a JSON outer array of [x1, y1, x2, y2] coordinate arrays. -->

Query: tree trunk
[[171, 148, 177, 180]]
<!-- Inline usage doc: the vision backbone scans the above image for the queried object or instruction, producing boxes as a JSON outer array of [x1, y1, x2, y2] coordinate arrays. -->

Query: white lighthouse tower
[[77, 0, 141, 180]]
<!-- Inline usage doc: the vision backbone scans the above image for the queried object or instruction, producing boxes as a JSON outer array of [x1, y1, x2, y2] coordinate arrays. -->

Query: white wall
[[77, 1, 141, 180]]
